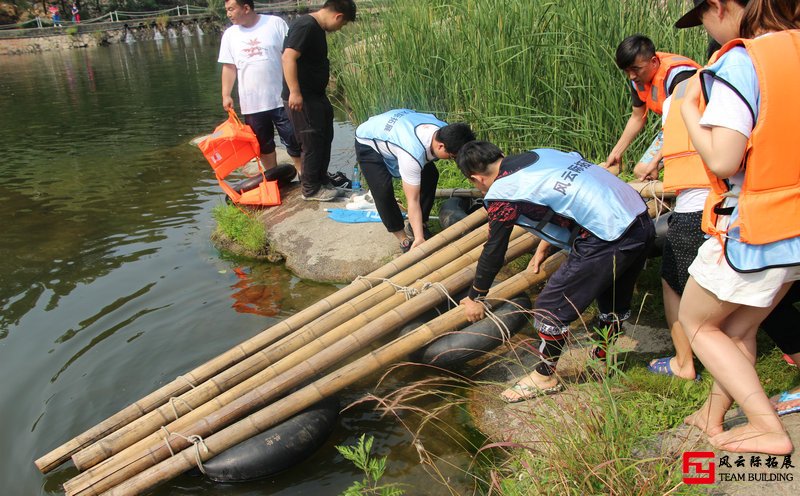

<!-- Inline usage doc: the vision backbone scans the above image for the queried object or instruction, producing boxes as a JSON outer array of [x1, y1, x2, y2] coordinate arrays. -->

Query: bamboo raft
[[36, 180, 668, 494]]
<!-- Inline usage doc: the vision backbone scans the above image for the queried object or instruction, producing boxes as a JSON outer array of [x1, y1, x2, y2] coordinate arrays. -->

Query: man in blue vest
[[355, 109, 475, 252], [457, 141, 653, 402]]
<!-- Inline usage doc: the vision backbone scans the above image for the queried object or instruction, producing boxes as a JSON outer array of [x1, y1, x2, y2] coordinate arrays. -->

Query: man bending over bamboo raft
[[355, 109, 475, 252], [457, 141, 654, 402]]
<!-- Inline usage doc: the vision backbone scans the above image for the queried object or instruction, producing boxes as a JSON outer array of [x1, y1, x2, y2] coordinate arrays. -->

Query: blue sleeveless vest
[[484, 149, 647, 251], [355, 109, 446, 177]]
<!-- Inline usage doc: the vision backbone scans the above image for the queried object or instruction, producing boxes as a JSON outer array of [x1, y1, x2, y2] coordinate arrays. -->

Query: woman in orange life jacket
[[675, 0, 800, 455]]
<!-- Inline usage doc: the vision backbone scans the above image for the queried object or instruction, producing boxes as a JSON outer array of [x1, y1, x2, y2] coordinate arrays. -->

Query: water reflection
[[0, 34, 465, 496]]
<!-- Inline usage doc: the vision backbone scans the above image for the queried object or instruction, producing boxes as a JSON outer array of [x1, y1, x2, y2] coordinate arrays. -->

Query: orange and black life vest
[[198, 109, 281, 207], [635, 52, 701, 115], [660, 77, 709, 193], [700, 31, 800, 245]]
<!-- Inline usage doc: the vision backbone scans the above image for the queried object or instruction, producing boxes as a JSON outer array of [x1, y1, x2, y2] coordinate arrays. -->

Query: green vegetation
[[155, 13, 169, 30], [358, 325, 797, 495], [328, 4, 798, 493], [211, 202, 267, 255], [206, 0, 226, 21], [332, 0, 707, 170], [336, 434, 406, 496]]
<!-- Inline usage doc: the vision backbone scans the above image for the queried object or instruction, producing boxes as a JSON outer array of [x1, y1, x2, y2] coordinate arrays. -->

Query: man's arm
[[461, 204, 515, 322], [606, 104, 647, 171], [282, 48, 303, 111], [221, 63, 236, 111], [401, 181, 425, 248]]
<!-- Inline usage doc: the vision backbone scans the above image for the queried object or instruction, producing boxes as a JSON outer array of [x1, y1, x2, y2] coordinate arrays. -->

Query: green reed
[[332, 0, 707, 164]]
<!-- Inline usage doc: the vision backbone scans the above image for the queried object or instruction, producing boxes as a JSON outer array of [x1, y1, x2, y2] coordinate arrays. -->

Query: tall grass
[[332, 0, 706, 163]]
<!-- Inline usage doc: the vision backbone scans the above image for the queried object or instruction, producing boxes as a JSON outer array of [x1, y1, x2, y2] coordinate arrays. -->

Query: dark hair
[[740, 0, 799, 37], [455, 141, 504, 178], [437, 123, 476, 155], [229, 0, 255, 9], [323, 0, 357, 22], [615, 34, 656, 70]]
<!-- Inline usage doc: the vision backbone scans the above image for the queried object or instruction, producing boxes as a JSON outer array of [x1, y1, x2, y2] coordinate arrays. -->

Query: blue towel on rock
[[326, 208, 391, 223]]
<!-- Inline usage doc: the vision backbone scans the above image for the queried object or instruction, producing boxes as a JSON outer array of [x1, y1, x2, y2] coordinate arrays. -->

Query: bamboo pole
[[625, 180, 676, 199], [435, 188, 483, 198], [35, 209, 488, 474], [68, 234, 538, 496], [103, 253, 566, 496], [64, 227, 511, 494], [69, 222, 490, 473]]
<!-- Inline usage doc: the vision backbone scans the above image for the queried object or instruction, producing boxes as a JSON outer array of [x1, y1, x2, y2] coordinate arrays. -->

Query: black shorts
[[244, 107, 301, 157], [661, 211, 705, 295]]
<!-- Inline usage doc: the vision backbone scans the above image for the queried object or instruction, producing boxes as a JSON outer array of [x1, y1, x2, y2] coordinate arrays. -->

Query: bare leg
[[260, 151, 277, 171], [650, 280, 698, 380], [682, 279, 793, 454], [391, 230, 407, 243], [291, 155, 302, 176]]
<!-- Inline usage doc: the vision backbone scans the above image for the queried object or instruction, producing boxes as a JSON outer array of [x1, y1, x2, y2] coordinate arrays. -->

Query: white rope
[[176, 374, 197, 389], [160, 426, 175, 456], [643, 180, 671, 223], [420, 281, 458, 308], [160, 430, 210, 474], [478, 299, 513, 344], [168, 396, 194, 421], [355, 276, 421, 300]]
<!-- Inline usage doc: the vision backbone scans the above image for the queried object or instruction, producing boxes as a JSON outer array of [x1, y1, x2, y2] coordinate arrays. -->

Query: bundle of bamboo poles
[[38, 177, 668, 494], [35, 209, 488, 474], [64, 230, 540, 495], [105, 254, 566, 495], [37, 205, 566, 495], [37, 207, 556, 494]]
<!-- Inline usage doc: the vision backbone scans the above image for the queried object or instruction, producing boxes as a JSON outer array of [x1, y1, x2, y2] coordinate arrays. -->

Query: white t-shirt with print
[[218, 15, 287, 115]]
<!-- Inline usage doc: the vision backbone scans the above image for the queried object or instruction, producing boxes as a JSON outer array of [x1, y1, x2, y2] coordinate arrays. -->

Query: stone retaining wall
[[0, 16, 222, 56]]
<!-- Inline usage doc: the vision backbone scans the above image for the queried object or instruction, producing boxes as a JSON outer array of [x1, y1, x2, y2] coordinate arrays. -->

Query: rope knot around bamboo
[[159, 426, 209, 474], [168, 396, 195, 421]]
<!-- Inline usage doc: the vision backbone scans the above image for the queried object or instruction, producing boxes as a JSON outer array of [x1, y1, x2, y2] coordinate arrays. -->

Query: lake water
[[0, 34, 474, 495]]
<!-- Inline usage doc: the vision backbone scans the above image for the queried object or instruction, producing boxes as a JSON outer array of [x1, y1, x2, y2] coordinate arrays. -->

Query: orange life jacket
[[198, 109, 281, 207], [700, 32, 800, 245], [660, 76, 709, 193], [635, 52, 701, 115]]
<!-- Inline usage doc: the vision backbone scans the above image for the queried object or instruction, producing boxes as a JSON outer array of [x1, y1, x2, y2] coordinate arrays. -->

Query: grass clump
[[211, 202, 267, 256]]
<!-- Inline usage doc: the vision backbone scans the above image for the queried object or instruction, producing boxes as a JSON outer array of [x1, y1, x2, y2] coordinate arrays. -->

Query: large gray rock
[[258, 184, 399, 283]]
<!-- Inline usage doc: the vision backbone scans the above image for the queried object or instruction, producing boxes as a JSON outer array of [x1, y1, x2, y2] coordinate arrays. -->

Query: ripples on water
[[0, 35, 472, 496]]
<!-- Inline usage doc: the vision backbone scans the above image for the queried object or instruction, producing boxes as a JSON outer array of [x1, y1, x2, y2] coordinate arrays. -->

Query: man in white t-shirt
[[218, 0, 301, 172]]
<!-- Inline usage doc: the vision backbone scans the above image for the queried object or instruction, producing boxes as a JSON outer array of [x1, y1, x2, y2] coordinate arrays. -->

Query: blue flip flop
[[776, 390, 800, 417], [647, 357, 701, 381]]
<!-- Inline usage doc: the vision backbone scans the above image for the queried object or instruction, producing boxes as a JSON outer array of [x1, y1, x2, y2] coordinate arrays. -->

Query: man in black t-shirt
[[281, 0, 356, 201]]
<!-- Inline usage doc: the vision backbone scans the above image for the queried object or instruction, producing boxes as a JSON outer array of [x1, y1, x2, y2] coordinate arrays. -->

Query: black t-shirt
[[281, 14, 329, 99]]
